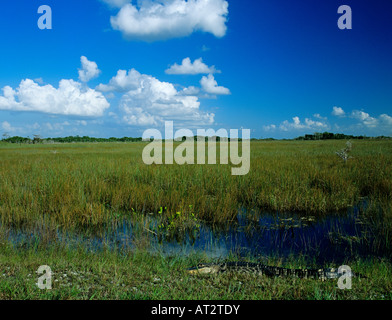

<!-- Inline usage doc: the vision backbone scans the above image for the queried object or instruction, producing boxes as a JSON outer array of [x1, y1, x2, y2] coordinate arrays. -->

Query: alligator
[[187, 261, 364, 280]]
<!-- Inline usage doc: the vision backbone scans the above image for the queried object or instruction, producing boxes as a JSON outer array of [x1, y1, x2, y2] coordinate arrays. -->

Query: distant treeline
[[294, 132, 392, 141], [1, 135, 143, 144], [1, 135, 248, 144], [1, 132, 391, 144]]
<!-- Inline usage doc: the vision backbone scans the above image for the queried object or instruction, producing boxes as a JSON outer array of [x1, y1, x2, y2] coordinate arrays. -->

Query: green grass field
[[0, 140, 391, 299]]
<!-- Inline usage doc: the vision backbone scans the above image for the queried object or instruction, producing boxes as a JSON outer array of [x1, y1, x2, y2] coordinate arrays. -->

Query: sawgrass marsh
[[0, 139, 391, 229], [1, 139, 391, 299]]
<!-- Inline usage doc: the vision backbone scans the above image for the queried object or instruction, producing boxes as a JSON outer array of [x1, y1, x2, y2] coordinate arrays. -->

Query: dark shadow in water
[[147, 202, 385, 265], [2, 201, 390, 265]]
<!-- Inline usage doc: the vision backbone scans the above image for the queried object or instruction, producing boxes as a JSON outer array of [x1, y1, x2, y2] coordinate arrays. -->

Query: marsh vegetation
[[0, 140, 391, 299]]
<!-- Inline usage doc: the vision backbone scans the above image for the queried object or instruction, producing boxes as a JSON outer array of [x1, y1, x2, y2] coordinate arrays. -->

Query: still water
[[4, 201, 389, 265]]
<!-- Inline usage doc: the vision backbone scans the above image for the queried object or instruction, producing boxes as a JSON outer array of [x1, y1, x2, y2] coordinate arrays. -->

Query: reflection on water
[[148, 205, 382, 264], [3, 201, 390, 264]]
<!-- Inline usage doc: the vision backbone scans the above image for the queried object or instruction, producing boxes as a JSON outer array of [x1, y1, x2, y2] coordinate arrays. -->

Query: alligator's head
[[187, 263, 221, 275]]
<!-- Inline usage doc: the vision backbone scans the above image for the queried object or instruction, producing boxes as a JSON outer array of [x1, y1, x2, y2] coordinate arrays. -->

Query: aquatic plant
[[156, 205, 201, 241]]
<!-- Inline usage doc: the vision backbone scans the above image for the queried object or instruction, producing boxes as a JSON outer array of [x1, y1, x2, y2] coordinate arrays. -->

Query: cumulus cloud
[[262, 108, 392, 136], [45, 121, 71, 132], [78, 56, 101, 82], [314, 113, 327, 120], [0, 56, 110, 117], [279, 116, 329, 131], [351, 110, 378, 128], [350, 110, 392, 130], [97, 67, 215, 126], [1, 121, 13, 132], [332, 106, 391, 131], [351, 110, 370, 121], [34, 77, 44, 85], [1, 121, 40, 135], [96, 69, 144, 92], [332, 106, 346, 117], [180, 86, 200, 96], [76, 120, 88, 126], [263, 124, 276, 131], [380, 114, 392, 126], [110, 0, 229, 41], [101, 0, 130, 8], [165, 57, 219, 75], [0, 79, 110, 117], [200, 74, 230, 95]]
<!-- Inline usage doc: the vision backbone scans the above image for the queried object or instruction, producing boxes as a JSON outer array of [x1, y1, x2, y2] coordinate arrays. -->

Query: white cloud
[[108, 111, 119, 119], [314, 113, 327, 120], [101, 0, 130, 8], [76, 120, 88, 126], [44, 120, 95, 132], [34, 77, 44, 85], [330, 106, 392, 132], [110, 0, 229, 41], [0, 56, 110, 117], [97, 67, 215, 126], [262, 109, 392, 136], [1, 121, 43, 135], [200, 74, 230, 95], [351, 110, 369, 121], [180, 86, 200, 96], [279, 116, 329, 131], [1, 121, 40, 135], [0, 79, 110, 117], [1, 121, 13, 132], [351, 110, 378, 128], [31, 123, 41, 130], [165, 57, 219, 75], [380, 114, 392, 126], [279, 116, 302, 131], [45, 121, 72, 132], [263, 124, 276, 131], [304, 118, 328, 128], [350, 110, 392, 131], [78, 56, 101, 82], [96, 69, 144, 92], [332, 106, 345, 117]]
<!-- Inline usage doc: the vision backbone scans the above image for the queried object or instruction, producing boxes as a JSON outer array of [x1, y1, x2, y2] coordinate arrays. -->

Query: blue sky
[[0, 0, 391, 139]]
